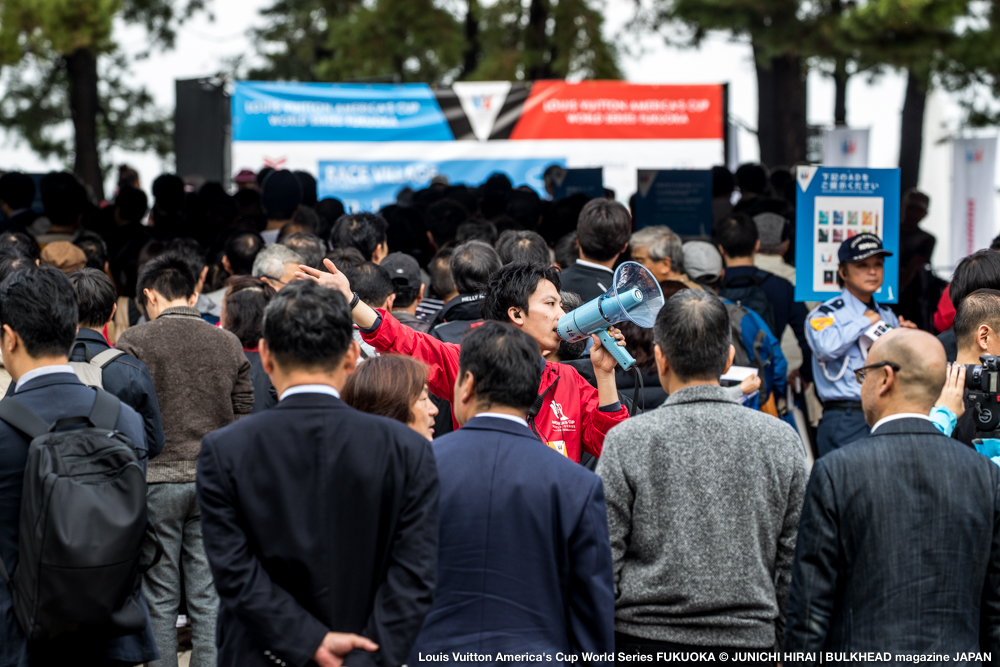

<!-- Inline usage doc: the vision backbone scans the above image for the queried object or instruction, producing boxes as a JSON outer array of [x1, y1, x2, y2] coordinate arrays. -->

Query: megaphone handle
[[597, 328, 636, 372]]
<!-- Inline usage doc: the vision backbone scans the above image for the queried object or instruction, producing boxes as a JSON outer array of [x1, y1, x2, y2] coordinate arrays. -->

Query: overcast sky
[[0, 0, 987, 266]]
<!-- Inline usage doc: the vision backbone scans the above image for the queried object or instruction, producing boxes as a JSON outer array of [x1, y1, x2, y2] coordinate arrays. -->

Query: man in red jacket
[[299, 260, 629, 462]]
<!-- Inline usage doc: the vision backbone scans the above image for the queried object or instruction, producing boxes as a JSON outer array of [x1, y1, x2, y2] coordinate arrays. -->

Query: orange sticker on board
[[810, 317, 834, 332]]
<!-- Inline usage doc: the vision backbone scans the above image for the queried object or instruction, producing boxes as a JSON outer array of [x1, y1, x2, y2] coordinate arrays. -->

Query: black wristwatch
[[349, 292, 361, 309]]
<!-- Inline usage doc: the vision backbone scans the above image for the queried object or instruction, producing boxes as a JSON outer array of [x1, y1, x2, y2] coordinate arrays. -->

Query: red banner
[[509, 81, 724, 141]]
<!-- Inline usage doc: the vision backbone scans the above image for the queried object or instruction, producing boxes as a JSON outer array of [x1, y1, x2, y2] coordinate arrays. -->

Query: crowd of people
[[0, 161, 997, 667]]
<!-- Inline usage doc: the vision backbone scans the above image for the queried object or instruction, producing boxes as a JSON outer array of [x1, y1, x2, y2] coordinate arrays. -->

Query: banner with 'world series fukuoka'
[[231, 80, 727, 211]]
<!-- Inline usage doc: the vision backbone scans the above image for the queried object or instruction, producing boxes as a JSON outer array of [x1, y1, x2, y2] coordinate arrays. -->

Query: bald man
[[783, 328, 1000, 660]]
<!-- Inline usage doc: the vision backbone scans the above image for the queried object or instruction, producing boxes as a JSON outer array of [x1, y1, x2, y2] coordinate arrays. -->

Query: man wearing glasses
[[806, 234, 917, 457], [784, 328, 1000, 657]]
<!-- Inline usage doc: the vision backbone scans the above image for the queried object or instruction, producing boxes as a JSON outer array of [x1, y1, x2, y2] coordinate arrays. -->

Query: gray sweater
[[596, 384, 808, 649]]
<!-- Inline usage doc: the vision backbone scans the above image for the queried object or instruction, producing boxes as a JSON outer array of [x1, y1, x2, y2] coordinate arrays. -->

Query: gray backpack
[[68, 345, 125, 389]]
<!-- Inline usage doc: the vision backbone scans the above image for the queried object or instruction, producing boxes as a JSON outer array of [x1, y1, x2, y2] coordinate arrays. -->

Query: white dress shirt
[[475, 412, 529, 429], [15, 364, 75, 393], [870, 412, 932, 434], [279, 384, 341, 401]]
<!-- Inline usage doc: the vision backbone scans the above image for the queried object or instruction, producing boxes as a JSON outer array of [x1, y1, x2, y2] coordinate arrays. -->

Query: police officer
[[807, 233, 916, 457]]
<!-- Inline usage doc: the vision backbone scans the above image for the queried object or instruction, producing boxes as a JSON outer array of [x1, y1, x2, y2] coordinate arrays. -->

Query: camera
[[966, 355, 1000, 434]]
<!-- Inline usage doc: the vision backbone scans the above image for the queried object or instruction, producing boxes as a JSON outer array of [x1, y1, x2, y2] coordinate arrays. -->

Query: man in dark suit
[[0, 267, 158, 667], [557, 199, 631, 302], [784, 328, 1000, 660], [408, 321, 615, 663], [197, 281, 439, 667]]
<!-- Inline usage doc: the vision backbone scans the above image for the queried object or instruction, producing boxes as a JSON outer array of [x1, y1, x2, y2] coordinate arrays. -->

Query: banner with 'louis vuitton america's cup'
[[232, 80, 727, 211]]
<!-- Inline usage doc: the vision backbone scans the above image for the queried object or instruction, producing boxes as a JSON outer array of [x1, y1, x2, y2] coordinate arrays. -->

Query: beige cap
[[41, 241, 87, 273]]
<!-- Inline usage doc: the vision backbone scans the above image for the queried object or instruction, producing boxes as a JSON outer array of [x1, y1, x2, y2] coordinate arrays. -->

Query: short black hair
[[348, 262, 395, 308], [653, 289, 731, 381], [137, 253, 197, 301], [330, 213, 388, 261], [68, 267, 117, 328], [425, 199, 469, 247], [0, 249, 35, 285], [281, 233, 326, 270], [715, 213, 759, 258], [40, 171, 87, 228], [951, 250, 1000, 309], [496, 230, 550, 266], [115, 186, 149, 225], [152, 174, 185, 214], [224, 231, 265, 276], [577, 198, 631, 261], [0, 231, 40, 261], [315, 198, 345, 240], [0, 172, 36, 210], [429, 248, 455, 299], [326, 247, 366, 273], [165, 238, 207, 283], [456, 220, 498, 246], [74, 232, 109, 270], [451, 241, 501, 294], [0, 266, 79, 358], [458, 321, 542, 411], [955, 288, 1000, 350], [736, 163, 769, 195], [712, 166, 735, 197], [263, 280, 353, 371], [506, 189, 542, 230], [294, 170, 318, 208], [554, 231, 579, 270], [480, 262, 561, 322]]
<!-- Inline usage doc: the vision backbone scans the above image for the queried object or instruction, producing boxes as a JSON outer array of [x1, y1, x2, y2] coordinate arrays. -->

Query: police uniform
[[806, 234, 898, 457]]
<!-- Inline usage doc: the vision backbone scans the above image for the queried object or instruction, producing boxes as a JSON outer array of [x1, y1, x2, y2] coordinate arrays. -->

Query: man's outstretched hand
[[312, 632, 379, 667], [296, 259, 353, 301]]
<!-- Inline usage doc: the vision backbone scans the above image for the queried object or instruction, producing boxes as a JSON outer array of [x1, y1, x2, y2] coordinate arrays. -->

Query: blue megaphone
[[556, 261, 665, 371]]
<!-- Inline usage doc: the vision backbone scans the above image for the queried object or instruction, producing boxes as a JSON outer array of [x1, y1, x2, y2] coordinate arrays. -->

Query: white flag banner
[[823, 128, 870, 167], [951, 137, 997, 265]]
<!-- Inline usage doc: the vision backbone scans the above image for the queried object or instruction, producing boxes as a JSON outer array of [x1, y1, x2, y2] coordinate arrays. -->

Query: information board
[[794, 166, 900, 303]]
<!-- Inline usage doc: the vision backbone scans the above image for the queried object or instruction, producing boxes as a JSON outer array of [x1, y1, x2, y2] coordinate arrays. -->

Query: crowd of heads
[[0, 160, 958, 440]]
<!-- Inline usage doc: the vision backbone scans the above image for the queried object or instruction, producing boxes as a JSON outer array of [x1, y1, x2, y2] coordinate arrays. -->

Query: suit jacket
[[408, 416, 615, 663], [0, 372, 156, 667], [71, 328, 166, 458], [784, 418, 1000, 661], [243, 350, 277, 413], [197, 392, 439, 667], [557, 262, 615, 302]]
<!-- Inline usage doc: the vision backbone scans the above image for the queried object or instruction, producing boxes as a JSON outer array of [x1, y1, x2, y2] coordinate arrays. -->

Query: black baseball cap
[[838, 233, 893, 263], [381, 252, 421, 292]]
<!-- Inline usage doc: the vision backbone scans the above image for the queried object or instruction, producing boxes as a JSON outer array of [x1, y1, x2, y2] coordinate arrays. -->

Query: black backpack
[[0, 389, 161, 640], [719, 270, 779, 336]]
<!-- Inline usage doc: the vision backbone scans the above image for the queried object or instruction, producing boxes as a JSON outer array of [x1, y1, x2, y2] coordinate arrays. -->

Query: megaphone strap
[[527, 376, 561, 444]]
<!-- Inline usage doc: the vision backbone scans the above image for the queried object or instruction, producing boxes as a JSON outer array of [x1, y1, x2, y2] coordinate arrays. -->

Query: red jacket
[[934, 284, 955, 333], [361, 310, 628, 461]]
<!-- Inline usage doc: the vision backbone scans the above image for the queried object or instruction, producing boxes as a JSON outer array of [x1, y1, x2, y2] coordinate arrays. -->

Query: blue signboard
[[794, 166, 901, 303], [634, 169, 713, 236], [232, 81, 454, 142], [318, 158, 563, 212], [552, 168, 604, 199]]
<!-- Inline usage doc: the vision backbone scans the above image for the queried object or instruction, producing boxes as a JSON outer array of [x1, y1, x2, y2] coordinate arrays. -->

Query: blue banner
[[317, 158, 563, 212], [794, 166, 901, 303], [232, 81, 454, 142], [634, 170, 713, 236]]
